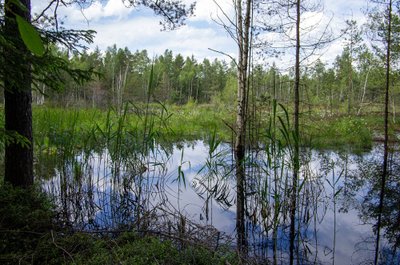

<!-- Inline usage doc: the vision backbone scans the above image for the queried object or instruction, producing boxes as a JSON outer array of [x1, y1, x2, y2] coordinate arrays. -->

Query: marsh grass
[[193, 129, 234, 222], [30, 101, 387, 157], [304, 116, 373, 151]]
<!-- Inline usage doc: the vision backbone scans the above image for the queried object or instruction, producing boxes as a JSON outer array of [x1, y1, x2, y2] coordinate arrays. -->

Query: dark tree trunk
[[4, 0, 34, 187], [374, 1, 392, 264], [290, 1, 301, 264]]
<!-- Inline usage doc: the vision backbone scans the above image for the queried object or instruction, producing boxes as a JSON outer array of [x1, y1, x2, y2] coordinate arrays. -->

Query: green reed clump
[[33, 107, 103, 156], [304, 116, 373, 151], [166, 103, 234, 141], [32, 102, 234, 157]]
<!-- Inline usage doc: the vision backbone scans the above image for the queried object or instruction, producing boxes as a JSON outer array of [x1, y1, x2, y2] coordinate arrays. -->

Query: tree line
[[20, 41, 399, 117], [2, 0, 399, 264]]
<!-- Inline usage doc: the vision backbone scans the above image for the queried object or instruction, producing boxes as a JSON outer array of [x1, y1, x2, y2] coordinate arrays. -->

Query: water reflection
[[35, 141, 399, 264], [344, 147, 400, 264]]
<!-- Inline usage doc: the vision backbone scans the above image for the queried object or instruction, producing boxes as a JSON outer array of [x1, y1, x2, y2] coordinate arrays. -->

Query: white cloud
[[90, 15, 235, 61], [37, 0, 235, 61], [324, 0, 365, 19], [61, 0, 133, 22], [189, 0, 234, 24], [30, 0, 370, 64]]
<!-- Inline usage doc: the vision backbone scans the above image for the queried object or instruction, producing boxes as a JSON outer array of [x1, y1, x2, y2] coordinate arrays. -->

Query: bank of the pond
[[0, 185, 239, 265], [31, 104, 234, 148], [28, 104, 396, 152]]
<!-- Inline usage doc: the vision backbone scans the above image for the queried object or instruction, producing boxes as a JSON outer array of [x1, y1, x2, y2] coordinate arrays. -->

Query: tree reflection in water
[[345, 147, 400, 264], [35, 141, 400, 264]]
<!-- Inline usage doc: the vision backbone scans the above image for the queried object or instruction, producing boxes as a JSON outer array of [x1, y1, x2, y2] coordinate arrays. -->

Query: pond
[[36, 140, 400, 264]]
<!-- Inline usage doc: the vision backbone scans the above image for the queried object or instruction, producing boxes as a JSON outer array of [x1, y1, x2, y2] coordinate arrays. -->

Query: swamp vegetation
[[1, 101, 399, 264], [1, 0, 400, 264]]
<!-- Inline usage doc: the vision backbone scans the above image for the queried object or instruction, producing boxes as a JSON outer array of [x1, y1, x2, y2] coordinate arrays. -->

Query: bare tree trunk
[[290, 0, 301, 264], [392, 97, 395, 123], [235, 0, 252, 255], [4, 0, 34, 188], [92, 86, 95, 108], [348, 42, 354, 115], [357, 67, 371, 115], [374, 1, 392, 264]]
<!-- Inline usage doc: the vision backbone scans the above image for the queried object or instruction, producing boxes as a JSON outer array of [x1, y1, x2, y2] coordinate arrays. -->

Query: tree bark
[[290, 0, 301, 264], [357, 66, 371, 115], [374, 1, 392, 264], [235, 0, 252, 255], [4, 0, 34, 187]]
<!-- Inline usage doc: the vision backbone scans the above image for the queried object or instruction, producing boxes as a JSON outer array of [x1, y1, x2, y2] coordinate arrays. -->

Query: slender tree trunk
[[374, 1, 392, 264], [290, 1, 301, 264], [122, 63, 129, 105], [196, 78, 199, 102], [4, 0, 34, 187], [348, 43, 354, 115], [357, 67, 371, 115], [235, 0, 252, 255]]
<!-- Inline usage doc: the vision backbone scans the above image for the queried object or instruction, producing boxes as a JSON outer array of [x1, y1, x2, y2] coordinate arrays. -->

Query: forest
[[21, 43, 398, 117], [1, 0, 400, 264]]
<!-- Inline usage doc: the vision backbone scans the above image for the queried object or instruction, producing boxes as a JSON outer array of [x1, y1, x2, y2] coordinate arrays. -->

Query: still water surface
[[38, 141, 400, 264]]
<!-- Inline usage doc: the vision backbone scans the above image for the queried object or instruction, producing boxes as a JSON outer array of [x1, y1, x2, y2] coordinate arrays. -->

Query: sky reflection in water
[[39, 141, 399, 264]]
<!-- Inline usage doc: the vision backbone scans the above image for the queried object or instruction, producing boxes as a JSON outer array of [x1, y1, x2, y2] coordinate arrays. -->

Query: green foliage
[[15, 14, 44, 56], [0, 128, 31, 148], [306, 116, 373, 151], [13, 104, 394, 158], [0, 184, 55, 264]]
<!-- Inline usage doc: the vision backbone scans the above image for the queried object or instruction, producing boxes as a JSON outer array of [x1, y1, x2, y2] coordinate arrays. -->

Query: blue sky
[[32, 0, 367, 67]]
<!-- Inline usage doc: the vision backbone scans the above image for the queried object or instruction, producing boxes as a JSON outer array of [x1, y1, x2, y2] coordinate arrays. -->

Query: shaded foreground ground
[[0, 185, 241, 265]]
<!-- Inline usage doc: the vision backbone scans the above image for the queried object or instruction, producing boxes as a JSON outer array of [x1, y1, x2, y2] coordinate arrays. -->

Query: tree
[[127, 49, 151, 102], [356, 45, 378, 114], [334, 48, 352, 108], [342, 20, 363, 114], [256, 1, 332, 263], [103, 45, 132, 109], [3, 0, 33, 187], [213, 0, 253, 254], [154, 49, 175, 102], [1, 0, 95, 187], [366, 1, 400, 263], [291, 2, 301, 263], [1, 0, 195, 188], [233, 0, 253, 254], [126, 0, 195, 30]]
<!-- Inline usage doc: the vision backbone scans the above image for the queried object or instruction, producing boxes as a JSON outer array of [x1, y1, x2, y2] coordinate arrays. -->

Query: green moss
[[0, 184, 55, 264]]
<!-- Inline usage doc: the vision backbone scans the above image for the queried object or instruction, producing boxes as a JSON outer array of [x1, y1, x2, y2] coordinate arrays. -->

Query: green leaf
[[15, 15, 44, 56]]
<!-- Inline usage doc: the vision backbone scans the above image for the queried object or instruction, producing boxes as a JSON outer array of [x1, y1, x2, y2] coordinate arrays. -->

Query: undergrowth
[[304, 115, 374, 152], [31, 103, 390, 155], [0, 184, 238, 265]]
